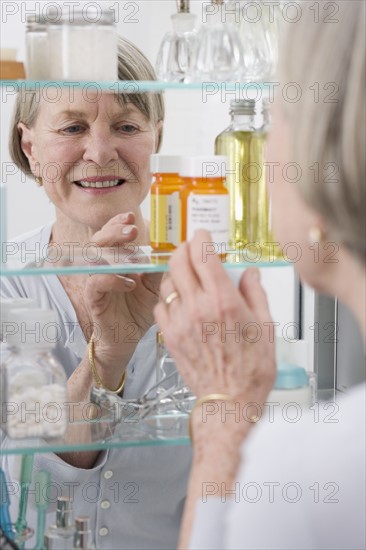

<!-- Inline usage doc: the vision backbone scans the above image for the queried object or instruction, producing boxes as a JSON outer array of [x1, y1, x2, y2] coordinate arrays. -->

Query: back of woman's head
[[280, 0, 365, 263]]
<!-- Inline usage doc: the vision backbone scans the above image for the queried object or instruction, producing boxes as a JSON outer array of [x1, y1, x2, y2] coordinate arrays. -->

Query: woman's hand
[[154, 229, 276, 411], [83, 212, 161, 384], [155, 230, 277, 547]]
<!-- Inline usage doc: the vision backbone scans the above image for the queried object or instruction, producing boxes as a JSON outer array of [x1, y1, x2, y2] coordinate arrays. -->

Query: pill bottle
[[150, 155, 184, 251], [179, 155, 229, 247], [1, 308, 68, 439]]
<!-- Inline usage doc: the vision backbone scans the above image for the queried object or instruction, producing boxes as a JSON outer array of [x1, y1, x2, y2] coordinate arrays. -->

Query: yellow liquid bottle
[[150, 155, 184, 252], [215, 100, 281, 259]]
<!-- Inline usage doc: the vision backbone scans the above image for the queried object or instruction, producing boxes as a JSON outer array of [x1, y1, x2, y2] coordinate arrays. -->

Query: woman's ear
[[17, 123, 39, 175]]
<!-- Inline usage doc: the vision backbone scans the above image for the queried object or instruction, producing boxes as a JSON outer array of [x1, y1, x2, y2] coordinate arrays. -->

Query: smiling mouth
[[74, 179, 126, 189]]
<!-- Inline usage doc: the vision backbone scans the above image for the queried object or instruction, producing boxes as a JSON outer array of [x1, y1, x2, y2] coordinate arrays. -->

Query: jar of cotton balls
[[0, 307, 68, 439]]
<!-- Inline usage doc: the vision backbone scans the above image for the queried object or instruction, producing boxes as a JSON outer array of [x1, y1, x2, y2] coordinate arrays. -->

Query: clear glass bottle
[[156, 331, 182, 393], [156, 0, 197, 82], [215, 99, 281, 258], [193, 0, 243, 81], [44, 497, 75, 550], [25, 15, 49, 80], [74, 517, 95, 550], [48, 7, 117, 80], [1, 308, 68, 439], [237, 0, 280, 81], [150, 155, 184, 251], [180, 155, 229, 246]]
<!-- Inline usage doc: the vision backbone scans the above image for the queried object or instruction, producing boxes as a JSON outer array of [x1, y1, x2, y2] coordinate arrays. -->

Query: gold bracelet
[[189, 393, 260, 440], [189, 394, 234, 440], [89, 333, 127, 394]]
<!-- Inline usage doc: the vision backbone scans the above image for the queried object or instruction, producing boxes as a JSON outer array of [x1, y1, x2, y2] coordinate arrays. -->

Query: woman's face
[[267, 103, 326, 290], [19, 89, 160, 230]]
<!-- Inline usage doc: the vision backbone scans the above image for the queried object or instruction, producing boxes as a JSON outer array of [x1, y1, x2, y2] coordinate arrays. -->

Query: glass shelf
[[0, 79, 272, 97], [1, 246, 289, 277], [0, 413, 190, 456], [1, 390, 340, 456]]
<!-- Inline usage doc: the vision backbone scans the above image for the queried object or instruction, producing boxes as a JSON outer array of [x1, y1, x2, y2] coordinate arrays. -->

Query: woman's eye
[[61, 125, 84, 134], [119, 124, 138, 134]]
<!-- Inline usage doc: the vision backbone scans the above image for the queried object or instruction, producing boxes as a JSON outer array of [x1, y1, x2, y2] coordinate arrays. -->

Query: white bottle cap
[[179, 155, 228, 178], [4, 308, 59, 349], [150, 155, 182, 174]]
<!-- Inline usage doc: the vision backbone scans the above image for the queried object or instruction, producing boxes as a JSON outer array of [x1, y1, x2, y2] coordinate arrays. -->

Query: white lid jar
[[48, 7, 117, 80], [1, 308, 68, 439]]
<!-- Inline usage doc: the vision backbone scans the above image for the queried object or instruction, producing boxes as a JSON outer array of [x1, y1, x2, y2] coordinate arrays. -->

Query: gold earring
[[35, 177, 43, 187], [308, 226, 323, 245]]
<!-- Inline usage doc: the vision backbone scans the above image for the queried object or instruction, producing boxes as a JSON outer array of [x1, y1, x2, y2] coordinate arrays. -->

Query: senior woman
[[1, 38, 191, 549], [155, 2, 365, 549]]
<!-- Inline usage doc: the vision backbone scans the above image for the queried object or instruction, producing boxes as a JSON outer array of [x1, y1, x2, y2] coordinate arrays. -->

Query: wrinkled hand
[[154, 230, 276, 408], [84, 212, 161, 367]]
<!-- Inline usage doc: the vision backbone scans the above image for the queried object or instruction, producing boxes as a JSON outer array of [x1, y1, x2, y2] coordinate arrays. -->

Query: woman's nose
[[82, 130, 119, 166]]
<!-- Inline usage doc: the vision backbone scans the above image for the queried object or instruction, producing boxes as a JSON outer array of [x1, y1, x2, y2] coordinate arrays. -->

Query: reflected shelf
[[1, 390, 340, 456], [1, 245, 289, 277], [1, 413, 190, 456], [0, 79, 272, 96]]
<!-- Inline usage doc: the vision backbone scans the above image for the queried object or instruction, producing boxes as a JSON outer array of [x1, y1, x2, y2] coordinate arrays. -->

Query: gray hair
[[10, 36, 164, 176], [279, 0, 365, 263]]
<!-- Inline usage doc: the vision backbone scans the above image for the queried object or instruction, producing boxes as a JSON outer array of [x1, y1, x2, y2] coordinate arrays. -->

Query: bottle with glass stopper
[[156, 0, 197, 82], [193, 0, 243, 81]]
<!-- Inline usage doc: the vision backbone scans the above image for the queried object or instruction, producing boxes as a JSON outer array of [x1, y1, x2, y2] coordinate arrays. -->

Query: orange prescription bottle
[[180, 156, 229, 247], [150, 155, 184, 251]]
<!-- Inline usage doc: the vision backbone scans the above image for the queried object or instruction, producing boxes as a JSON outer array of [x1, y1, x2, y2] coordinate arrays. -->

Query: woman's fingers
[[84, 274, 136, 309], [239, 268, 273, 325], [166, 242, 200, 300], [92, 224, 138, 247]]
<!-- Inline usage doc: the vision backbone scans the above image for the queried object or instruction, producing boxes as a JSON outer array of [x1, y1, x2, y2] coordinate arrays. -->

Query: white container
[[25, 15, 49, 79], [48, 7, 117, 80]]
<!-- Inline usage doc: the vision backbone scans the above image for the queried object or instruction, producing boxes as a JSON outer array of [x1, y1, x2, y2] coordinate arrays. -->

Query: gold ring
[[164, 290, 179, 306]]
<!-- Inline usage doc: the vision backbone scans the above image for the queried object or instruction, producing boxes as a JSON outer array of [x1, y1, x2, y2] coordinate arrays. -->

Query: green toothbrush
[[34, 470, 50, 550], [14, 454, 34, 549]]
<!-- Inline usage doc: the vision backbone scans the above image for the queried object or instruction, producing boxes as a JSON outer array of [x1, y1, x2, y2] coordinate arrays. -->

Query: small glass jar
[[25, 15, 49, 79], [48, 7, 117, 80], [1, 308, 68, 439]]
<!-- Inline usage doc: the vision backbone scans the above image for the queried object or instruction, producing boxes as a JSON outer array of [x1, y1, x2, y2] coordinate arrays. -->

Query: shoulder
[[9, 222, 53, 247]]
